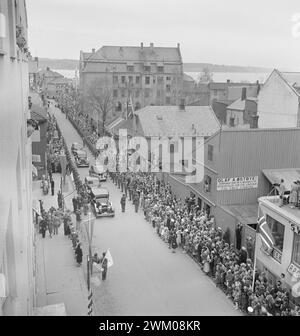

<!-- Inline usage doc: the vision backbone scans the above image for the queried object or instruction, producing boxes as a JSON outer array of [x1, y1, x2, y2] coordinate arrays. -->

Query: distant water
[[186, 71, 270, 83], [55, 69, 271, 84], [55, 69, 76, 79]]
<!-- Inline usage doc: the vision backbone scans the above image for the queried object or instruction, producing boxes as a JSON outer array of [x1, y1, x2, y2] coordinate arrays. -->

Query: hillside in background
[[37, 57, 271, 73], [183, 63, 272, 73]]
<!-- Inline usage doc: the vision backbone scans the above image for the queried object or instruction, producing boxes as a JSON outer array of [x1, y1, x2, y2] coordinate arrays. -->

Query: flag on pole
[[257, 205, 275, 255], [104, 249, 114, 268], [126, 94, 134, 120]]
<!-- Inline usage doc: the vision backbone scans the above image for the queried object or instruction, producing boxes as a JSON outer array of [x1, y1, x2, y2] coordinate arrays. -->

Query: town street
[[51, 103, 241, 316]]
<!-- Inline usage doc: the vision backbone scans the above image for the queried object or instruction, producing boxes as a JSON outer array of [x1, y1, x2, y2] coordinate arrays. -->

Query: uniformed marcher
[[120, 194, 126, 212], [133, 192, 140, 213]]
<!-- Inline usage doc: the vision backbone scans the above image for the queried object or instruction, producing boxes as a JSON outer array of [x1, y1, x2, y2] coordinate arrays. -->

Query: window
[[208, 145, 213, 161], [145, 76, 150, 85], [144, 65, 151, 72], [136, 76, 140, 84], [113, 75, 118, 84], [166, 97, 171, 104], [292, 234, 300, 266], [166, 84, 171, 92], [116, 102, 122, 112], [166, 76, 171, 81], [266, 215, 285, 251], [121, 76, 126, 84], [113, 89, 118, 98], [157, 66, 164, 73], [204, 175, 211, 192], [127, 65, 134, 72]]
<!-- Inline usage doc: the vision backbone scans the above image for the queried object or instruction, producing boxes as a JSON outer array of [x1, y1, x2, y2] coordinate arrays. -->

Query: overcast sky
[[27, 0, 300, 70]]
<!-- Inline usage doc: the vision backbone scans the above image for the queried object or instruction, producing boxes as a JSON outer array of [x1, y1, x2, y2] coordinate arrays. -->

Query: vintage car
[[90, 187, 115, 218], [84, 176, 101, 189], [71, 142, 83, 156], [89, 164, 107, 182], [75, 150, 89, 167]]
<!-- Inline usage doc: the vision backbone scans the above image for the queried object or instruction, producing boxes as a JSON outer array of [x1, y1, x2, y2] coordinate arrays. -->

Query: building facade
[[257, 195, 300, 305], [257, 69, 300, 128], [165, 128, 300, 253], [79, 43, 183, 119], [0, 0, 35, 315]]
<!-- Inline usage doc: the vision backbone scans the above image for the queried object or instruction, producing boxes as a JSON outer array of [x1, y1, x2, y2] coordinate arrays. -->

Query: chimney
[[250, 115, 259, 129], [119, 46, 123, 53], [241, 87, 247, 101], [177, 43, 180, 49], [150, 42, 154, 48], [227, 79, 230, 83], [141, 42, 143, 49], [179, 98, 185, 110], [92, 48, 95, 53], [46, 66, 50, 71]]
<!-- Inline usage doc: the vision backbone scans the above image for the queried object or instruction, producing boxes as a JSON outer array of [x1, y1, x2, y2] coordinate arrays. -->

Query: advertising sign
[[217, 176, 258, 191]]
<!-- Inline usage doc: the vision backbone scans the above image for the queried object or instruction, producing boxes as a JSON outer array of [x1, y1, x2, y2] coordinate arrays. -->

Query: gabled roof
[[135, 105, 220, 137], [226, 98, 246, 111], [265, 69, 300, 97], [38, 68, 64, 78], [86, 45, 182, 63], [279, 71, 300, 96], [183, 73, 195, 82]]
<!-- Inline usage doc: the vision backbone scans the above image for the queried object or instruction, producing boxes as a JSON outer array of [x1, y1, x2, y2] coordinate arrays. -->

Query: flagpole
[[251, 230, 259, 291]]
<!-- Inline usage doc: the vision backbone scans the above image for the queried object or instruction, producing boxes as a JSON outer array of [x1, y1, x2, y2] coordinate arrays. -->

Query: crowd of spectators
[[111, 171, 300, 316]]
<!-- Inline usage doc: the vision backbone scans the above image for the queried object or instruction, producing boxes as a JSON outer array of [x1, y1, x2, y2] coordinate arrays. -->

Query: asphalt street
[[51, 103, 241, 316]]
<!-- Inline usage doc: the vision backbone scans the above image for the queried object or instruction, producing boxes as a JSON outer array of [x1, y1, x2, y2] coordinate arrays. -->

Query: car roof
[[85, 176, 99, 182], [91, 187, 109, 197], [72, 142, 81, 147]]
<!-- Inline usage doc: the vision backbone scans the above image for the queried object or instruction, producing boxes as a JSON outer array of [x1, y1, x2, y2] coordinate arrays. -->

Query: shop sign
[[287, 263, 300, 279], [217, 176, 258, 191]]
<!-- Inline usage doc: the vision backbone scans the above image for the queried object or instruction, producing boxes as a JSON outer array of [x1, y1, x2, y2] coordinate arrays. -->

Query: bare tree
[[84, 78, 114, 134]]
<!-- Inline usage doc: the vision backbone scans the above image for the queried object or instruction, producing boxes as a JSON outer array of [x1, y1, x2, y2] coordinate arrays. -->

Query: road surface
[[51, 103, 241, 316]]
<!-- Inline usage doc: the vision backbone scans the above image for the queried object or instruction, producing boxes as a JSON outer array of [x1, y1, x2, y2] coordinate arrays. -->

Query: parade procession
[[1, 0, 300, 328]]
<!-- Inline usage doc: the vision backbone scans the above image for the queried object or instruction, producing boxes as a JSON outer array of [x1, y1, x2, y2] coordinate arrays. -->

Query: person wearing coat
[[101, 252, 108, 280], [133, 193, 140, 213], [40, 218, 47, 238], [120, 194, 126, 212], [75, 243, 83, 265]]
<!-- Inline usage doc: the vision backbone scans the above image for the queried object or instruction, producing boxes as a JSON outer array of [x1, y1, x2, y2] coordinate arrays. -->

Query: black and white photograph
[[1, 0, 300, 323]]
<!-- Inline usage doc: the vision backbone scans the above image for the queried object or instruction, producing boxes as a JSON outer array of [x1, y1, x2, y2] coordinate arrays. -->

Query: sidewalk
[[33, 173, 89, 316]]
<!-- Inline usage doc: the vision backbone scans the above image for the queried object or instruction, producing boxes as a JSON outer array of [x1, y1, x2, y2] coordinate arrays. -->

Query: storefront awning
[[262, 168, 300, 192], [220, 203, 258, 225]]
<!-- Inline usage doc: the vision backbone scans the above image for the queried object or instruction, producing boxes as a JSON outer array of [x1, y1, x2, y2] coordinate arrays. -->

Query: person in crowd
[[75, 243, 83, 266], [50, 178, 55, 196], [120, 194, 126, 213], [101, 252, 108, 281], [72, 196, 78, 213]]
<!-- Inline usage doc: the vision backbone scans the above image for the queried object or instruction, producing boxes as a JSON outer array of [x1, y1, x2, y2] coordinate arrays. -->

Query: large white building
[[257, 69, 300, 128], [0, 0, 35, 315]]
